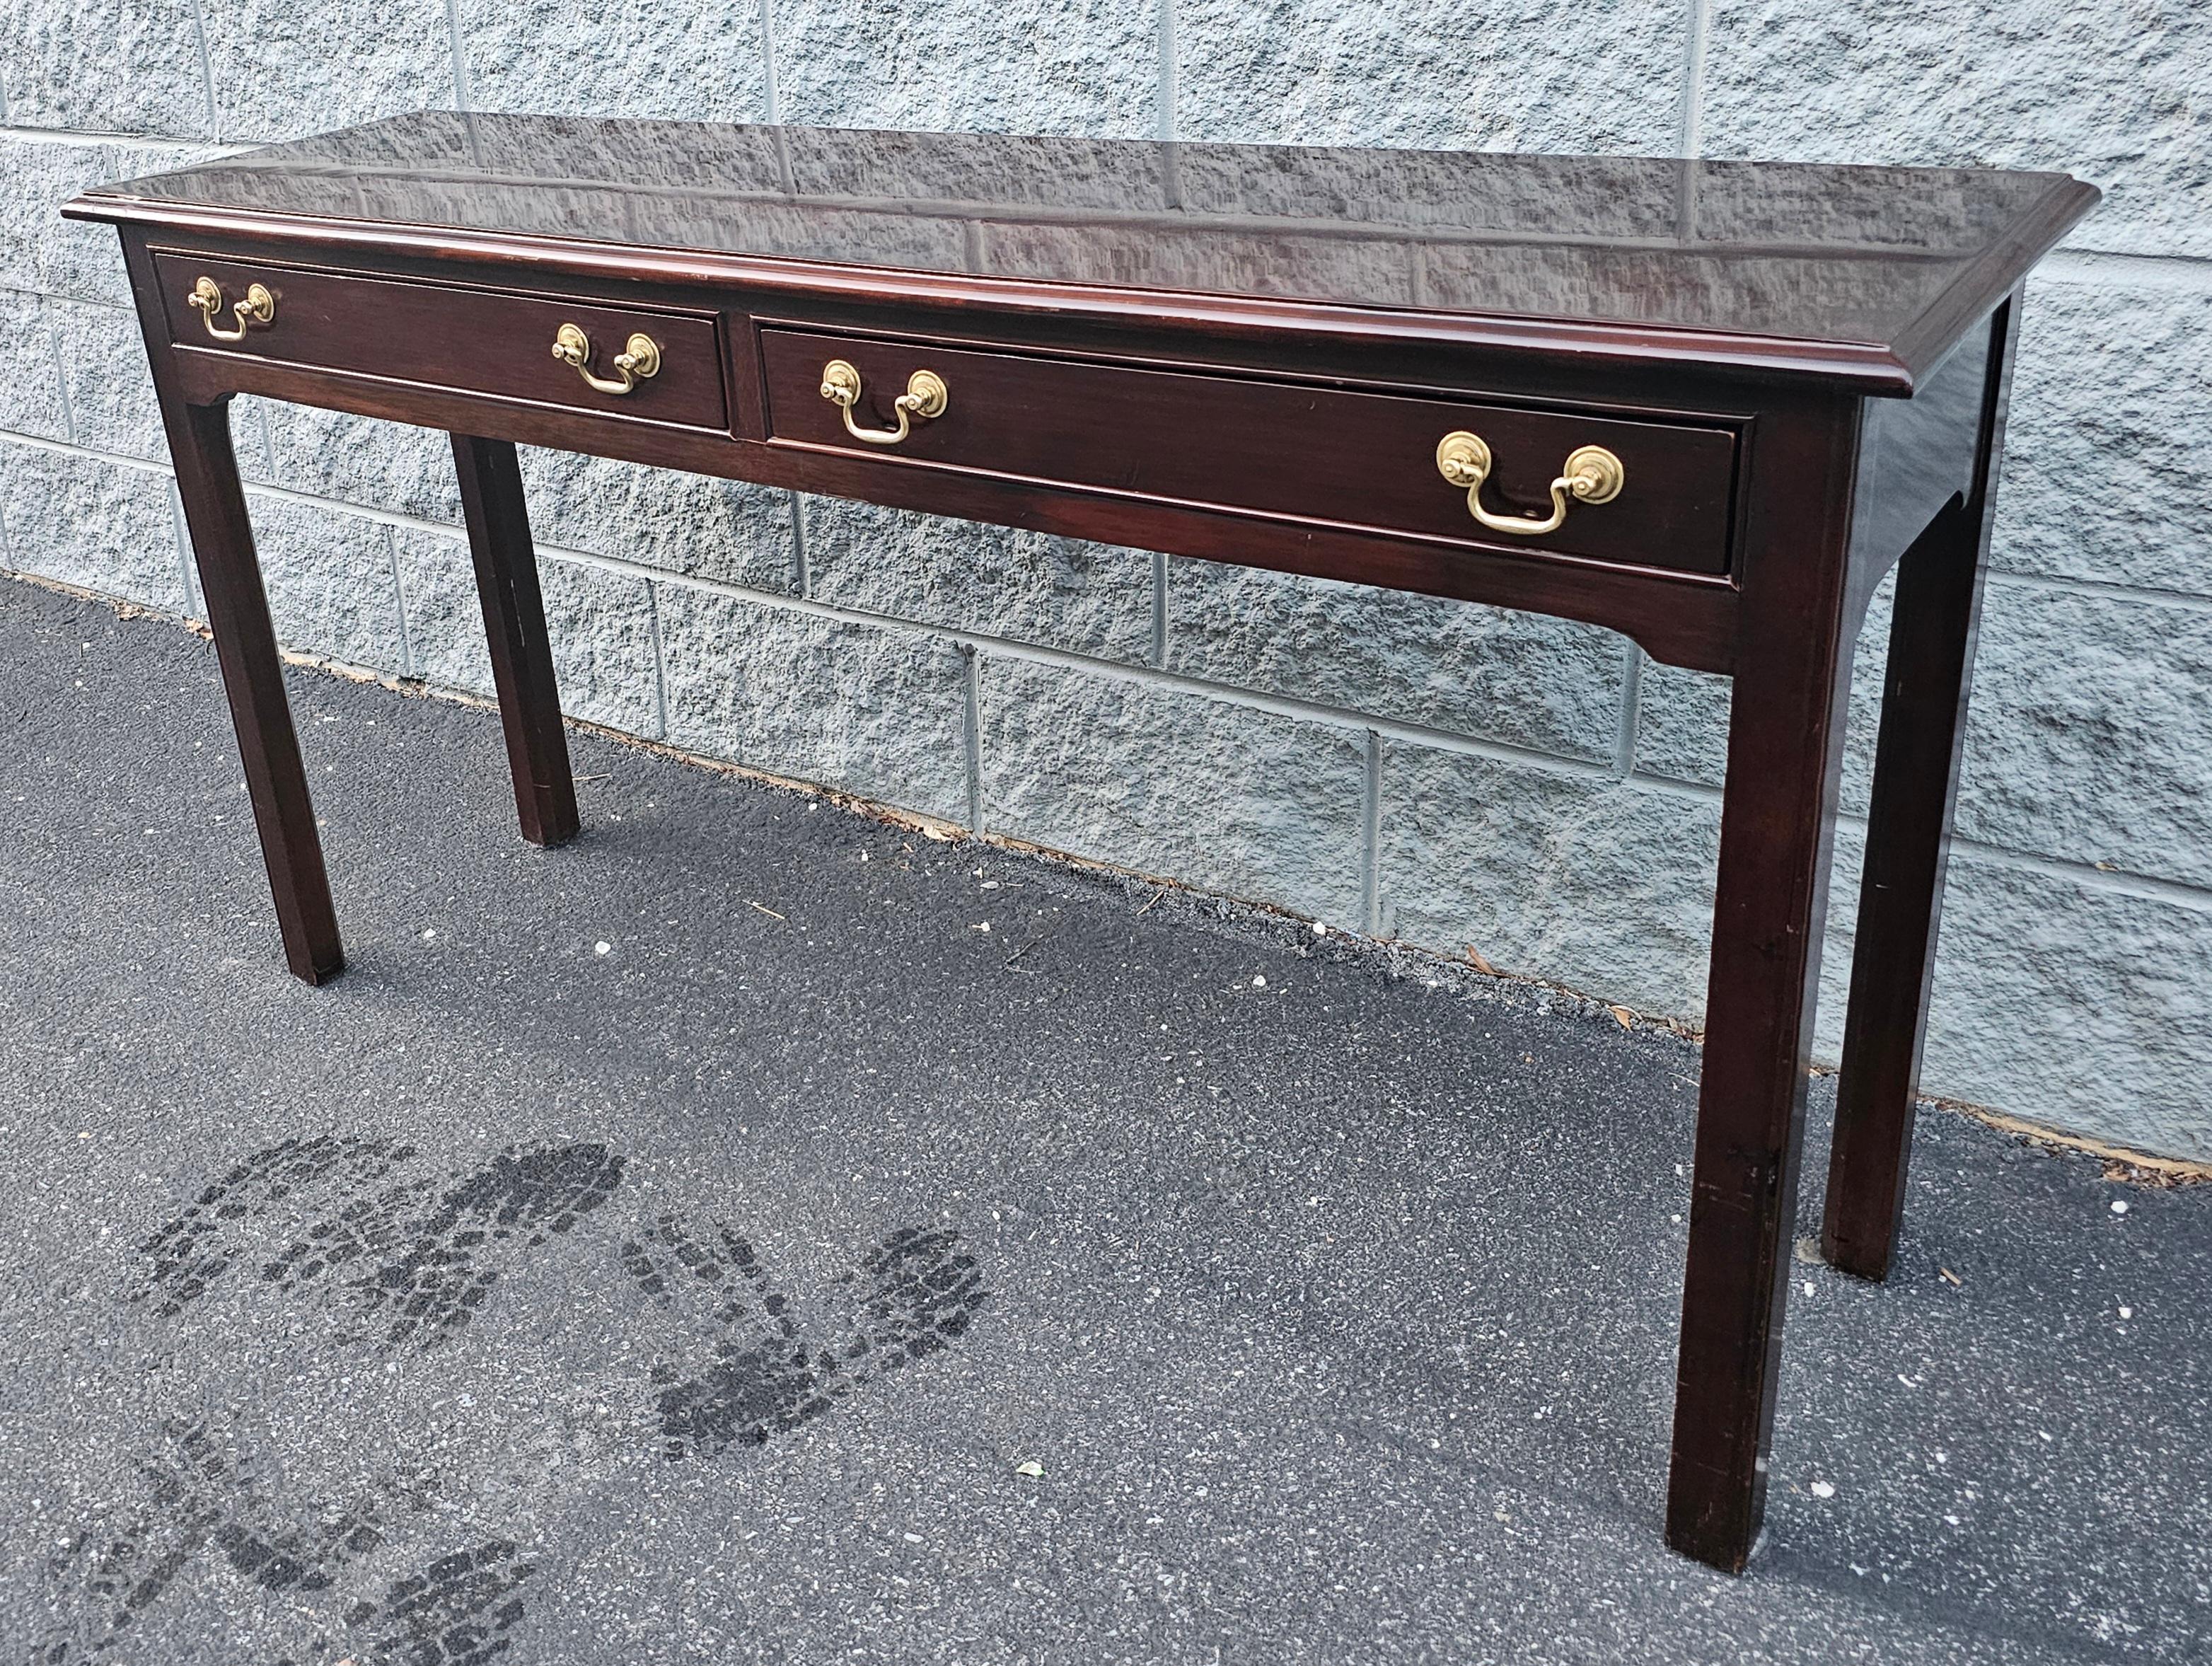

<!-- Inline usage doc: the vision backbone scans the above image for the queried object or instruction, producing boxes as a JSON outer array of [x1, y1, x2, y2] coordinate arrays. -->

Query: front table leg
[[1667, 447, 1859, 1570], [165, 395, 344, 983], [450, 434, 578, 848]]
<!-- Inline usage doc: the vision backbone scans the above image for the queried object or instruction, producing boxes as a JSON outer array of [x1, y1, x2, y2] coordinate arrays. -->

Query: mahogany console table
[[67, 116, 2094, 1573]]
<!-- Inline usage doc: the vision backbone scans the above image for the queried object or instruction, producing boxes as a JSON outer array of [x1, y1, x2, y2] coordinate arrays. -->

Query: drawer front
[[154, 253, 728, 432], [760, 328, 1739, 577]]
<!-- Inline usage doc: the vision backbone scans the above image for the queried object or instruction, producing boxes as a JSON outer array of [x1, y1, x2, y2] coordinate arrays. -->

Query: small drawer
[[760, 327, 1739, 577], [153, 252, 728, 432]]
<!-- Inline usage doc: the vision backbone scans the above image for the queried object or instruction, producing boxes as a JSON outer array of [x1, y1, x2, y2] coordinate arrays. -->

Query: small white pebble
[[2119, 1305, 2133, 1319], [1251, 975, 1266, 988], [2110, 1200, 2129, 1215], [1311, 921, 1327, 935], [422, 928, 436, 940], [1945, 1514, 1961, 1527], [1810, 1481, 1836, 1500], [593, 941, 611, 956], [1803, 1281, 1816, 1297]]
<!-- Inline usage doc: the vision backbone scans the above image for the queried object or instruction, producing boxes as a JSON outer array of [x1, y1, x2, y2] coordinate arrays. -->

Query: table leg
[[451, 434, 578, 848], [164, 394, 344, 984], [1822, 301, 2018, 1282], [1666, 423, 1860, 1571]]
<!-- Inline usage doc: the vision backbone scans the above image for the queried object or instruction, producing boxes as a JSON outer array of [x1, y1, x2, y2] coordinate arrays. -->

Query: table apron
[[166, 342, 1744, 674]]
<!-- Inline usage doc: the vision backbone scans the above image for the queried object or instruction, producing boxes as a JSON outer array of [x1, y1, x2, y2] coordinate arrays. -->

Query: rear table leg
[[1818, 499, 1984, 1279], [451, 434, 578, 847], [1822, 301, 2019, 1282]]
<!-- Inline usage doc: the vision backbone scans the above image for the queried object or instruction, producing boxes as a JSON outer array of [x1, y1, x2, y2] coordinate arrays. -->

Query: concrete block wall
[[2, 2, 2206, 1157]]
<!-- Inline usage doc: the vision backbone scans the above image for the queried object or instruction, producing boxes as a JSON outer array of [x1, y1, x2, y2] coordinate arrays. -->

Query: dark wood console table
[[66, 117, 2095, 1573]]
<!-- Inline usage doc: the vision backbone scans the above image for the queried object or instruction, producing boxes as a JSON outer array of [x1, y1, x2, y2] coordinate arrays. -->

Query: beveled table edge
[[62, 175, 2098, 395]]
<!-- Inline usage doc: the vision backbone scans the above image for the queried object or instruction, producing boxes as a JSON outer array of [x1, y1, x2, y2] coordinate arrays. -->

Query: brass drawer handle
[[187, 275, 274, 342], [819, 357, 949, 446], [1437, 432, 1625, 538], [552, 322, 661, 395]]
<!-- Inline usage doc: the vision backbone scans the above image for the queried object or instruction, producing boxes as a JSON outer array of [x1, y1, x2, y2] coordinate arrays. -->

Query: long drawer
[[758, 325, 1741, 577], [151, 251, 729, 432]]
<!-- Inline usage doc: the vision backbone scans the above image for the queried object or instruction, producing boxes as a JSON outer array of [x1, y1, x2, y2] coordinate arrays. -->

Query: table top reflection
[[86, 113, 2093, 369]]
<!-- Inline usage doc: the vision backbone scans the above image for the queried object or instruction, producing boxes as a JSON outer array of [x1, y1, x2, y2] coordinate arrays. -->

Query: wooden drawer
[[151, 252, 728, 432], [759, 327, 1739, 577]]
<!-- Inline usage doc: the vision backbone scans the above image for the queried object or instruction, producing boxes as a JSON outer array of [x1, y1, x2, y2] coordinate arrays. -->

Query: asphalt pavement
[[1, 575, 2206, 1665]]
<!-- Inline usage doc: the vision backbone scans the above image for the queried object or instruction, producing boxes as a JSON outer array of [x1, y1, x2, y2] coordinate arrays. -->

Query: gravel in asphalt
[[1, 577, 2206, 1665]]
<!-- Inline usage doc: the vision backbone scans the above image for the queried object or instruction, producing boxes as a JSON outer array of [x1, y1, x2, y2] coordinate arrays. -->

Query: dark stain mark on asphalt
[[49, 1137, 990, 1658], [342, 1143, 627, 1348], [26, 1417, 509, 1665], [623, 1217, 990, 1459], [132, 1138, 625, 1350], [327, 1539, 536, 1666], [32, 1422, 226, 1662], [261, 1172, 441, 1299], [845, 1225, 991, 1374], [623, 1213, 822, 1457], [134, 1135, 420, 1316]]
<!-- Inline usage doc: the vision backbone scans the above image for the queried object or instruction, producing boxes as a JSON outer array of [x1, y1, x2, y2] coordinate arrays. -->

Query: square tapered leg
[[1822, 300, 2020, 1282], [164, 395, 344, 983], [451, 433, 578, 848]]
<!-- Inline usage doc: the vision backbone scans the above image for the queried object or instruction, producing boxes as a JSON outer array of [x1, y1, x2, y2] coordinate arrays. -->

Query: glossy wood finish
[[169, 396, 345, 983], [452, 434, 578, 848], [1824, 299, 2020, 1282], [128, 229, 344, 980], [154, 250, 729, 432], [156, 316, 1747, 670], [79, 114, 2095, 392], [1667, 386, 1860, 1570], [759, 325, 1742, 577], [68, 117, 2095, 1577]]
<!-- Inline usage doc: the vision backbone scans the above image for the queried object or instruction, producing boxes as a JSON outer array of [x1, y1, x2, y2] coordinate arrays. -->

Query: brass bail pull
[[552, 322, 662, 395], [1436, 432, 1625, 538], [187, 275, 274, 342], [818, 358, 949, 446]]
